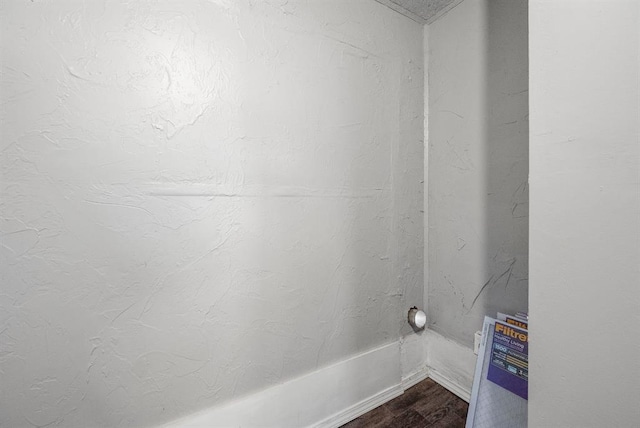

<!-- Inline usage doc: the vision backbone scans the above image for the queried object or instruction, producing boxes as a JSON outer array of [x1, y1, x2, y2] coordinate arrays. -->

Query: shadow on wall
[[478, 0, 529, 322], [427, 0, 528, 346]]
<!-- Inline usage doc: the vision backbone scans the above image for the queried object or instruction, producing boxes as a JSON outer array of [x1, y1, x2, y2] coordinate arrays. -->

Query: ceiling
[[375, 0, 463, 24]]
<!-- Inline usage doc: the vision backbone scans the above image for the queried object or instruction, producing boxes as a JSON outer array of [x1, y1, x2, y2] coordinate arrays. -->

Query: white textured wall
[[529, 1, 640, 426], [0, 1, 423, 426], [427, 0, 528, 346]]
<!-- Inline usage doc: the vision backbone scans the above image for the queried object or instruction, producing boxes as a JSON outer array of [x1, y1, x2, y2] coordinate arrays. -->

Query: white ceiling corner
[[375, 0, 464, 24]]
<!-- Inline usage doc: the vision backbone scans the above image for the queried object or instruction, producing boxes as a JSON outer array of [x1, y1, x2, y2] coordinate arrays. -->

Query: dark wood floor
[[341, 378, 468, 428]]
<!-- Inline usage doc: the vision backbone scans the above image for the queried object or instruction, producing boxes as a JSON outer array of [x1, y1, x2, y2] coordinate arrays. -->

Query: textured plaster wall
[[0, 1, 423, 426], [529, 1, 640, 426], [427, 0, 528, 346]]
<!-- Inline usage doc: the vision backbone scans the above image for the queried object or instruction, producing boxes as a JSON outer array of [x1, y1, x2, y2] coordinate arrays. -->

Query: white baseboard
[[424, 329, 476, 403], [317, 333, 431, 428], [399, 332, 429, 390], [401, 367, 430, 391], [161, 330, 475, 428], [162, 341, 403, 428], [428, 368, 471, 403], [317, 329, 475, 428], [312, 384, 402, 428]]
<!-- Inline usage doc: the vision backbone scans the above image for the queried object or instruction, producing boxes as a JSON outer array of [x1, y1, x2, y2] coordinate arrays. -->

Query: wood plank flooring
[[340, 378, 468, 428]]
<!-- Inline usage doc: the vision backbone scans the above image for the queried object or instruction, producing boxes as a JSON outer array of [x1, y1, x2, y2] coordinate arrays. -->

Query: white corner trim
[[424, 329, 475, 403]]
